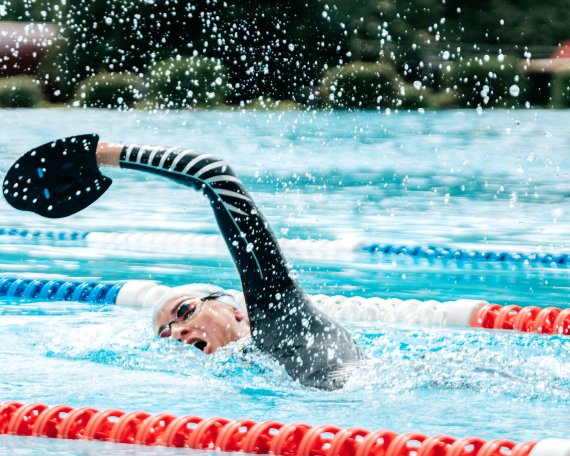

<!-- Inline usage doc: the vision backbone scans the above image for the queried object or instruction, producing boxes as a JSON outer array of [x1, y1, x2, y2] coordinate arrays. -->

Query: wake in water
[[26, 305, 570, 403], [347, 325, 570, 402]]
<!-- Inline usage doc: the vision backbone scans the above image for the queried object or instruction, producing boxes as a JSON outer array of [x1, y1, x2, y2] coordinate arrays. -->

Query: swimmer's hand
[[2, 134, 112, 218]]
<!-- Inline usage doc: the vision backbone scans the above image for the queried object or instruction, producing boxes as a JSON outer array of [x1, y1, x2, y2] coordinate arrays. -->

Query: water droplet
[[509, 84, 520, 97]]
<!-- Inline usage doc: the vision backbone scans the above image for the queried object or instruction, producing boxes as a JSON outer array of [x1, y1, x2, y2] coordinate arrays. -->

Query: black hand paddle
[[2, 134, 112, 218]]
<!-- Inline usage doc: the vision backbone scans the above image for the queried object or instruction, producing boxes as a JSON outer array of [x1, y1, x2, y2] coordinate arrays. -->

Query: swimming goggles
[[158, 292, 229, 338]]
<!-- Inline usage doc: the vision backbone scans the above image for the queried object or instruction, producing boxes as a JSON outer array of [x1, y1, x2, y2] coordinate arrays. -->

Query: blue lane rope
[[1, 226, 568, 266], [0, 227, 88, 241], [0, 277, 123, 304], [361, 244, 570, 265]]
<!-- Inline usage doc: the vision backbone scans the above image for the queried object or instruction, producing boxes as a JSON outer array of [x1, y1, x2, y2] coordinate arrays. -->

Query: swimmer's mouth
[[189, 338, 208, 352]]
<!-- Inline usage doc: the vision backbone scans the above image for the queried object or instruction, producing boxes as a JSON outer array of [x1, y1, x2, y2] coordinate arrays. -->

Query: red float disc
[[186, 416, 230, 450], [493, 305, 522, 330], [553, 309, 570, 336], [514, 306, 541, 332], [32, 405, 73, 438], [386, 432, 427, 455], [242, 420, 284, 454], [354, 429, 397, 456], [326, 427, 369, 456], [447, 437, 486, 456], [270, 423, 312, 456], [6, 403, 49, 436], [417, 434, 456, 456], [108, 410, 151, 444], [57, 407, 98, 440], [473, 304, 503, 329], [135, 412, 177, 446], [163, 415, 203, 448], [534, 307, 561, 334], [215, 418, 257, 452], [477, 438, 516, 456], [0, 402, 24, 434], [511, 440, 537, 456], [297, 424, 342, 456], [84, 409, 125, 441]]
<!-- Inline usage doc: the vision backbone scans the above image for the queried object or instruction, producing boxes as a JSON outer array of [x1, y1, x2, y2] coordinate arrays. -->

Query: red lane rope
[[447, 437, 486, 456], [135, 412, 177, 446], [297, 424, 342, 456], [84, 408, 125, 441], [327, 427, 370, 456], [7, 402, 49, 436], [0, 401, 538, 456], [188, 416, 231, 450], [110, 410, 151, 444], [355, 429, 398, 456], [471, 303, 570, 336], [242, 420, 284, 454], [57, 406, 98, 440], [32, 404, 73, 438], [270, 422, 313, 455], [418, 435, 456, 456], [162, 414, 203, 447]]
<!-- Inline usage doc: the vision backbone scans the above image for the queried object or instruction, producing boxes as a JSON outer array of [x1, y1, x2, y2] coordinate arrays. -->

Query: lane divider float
[[1, 277, 569, 336], [2, 401, 569, 455], [1, 227, 568, 265]]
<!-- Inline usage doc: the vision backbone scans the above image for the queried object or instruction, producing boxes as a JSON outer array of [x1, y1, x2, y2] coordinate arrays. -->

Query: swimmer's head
[[153, 284, 250, 354]]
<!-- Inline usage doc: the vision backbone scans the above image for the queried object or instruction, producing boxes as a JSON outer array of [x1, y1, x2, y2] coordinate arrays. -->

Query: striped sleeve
[[119, 144, 295, 296]]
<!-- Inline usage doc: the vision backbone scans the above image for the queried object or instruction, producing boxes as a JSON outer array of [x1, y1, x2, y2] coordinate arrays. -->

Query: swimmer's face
[[154, 294, 250, 354]]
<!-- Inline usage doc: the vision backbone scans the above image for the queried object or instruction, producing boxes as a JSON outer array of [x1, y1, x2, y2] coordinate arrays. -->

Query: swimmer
[[3, 135, 361, 390]]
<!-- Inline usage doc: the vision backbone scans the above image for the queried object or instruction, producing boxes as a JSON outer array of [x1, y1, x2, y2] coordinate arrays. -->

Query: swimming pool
[[0, 108, 569, 454]]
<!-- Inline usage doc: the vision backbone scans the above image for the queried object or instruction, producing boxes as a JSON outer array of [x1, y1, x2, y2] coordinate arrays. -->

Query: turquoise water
[[0, 108, 569, 454]]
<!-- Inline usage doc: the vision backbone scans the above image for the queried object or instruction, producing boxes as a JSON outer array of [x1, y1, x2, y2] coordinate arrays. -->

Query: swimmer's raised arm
[[4, 135, 361, 389]]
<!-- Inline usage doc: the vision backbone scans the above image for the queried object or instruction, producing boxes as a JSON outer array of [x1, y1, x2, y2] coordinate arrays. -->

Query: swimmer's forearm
[[96, 142, 122, 167]]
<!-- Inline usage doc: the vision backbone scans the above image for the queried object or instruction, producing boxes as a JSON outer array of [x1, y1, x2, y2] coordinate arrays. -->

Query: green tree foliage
[[441, 56, 529, 108], [332, 0, 570, 88], [0, 75, 43, 107], [74, 72, 144, 109], [0, 0, 60, 21], [146, 56, 227, 109], [3, 0, 570, 106], [321, 61, 399, 109], [335, 0, 570, 52], [32, 0, 348, 103], [551, 70, 570, 108]]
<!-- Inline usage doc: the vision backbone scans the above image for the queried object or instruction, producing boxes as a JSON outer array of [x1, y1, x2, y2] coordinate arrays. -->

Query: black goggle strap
[[199, 291, 230, 302], [176, 292, 229, 319], [175, 292, 230, 320]]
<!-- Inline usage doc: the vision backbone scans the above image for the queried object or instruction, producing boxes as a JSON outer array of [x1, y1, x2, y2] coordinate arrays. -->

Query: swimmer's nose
[[170, 325, 189, 342]]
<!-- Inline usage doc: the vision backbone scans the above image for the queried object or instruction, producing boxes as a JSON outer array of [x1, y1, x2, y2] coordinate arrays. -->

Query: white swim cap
[[152, 283, 248, 332]]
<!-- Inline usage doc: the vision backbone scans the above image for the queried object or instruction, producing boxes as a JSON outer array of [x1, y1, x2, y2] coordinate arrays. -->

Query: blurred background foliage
[[1, 0, 570, 109]]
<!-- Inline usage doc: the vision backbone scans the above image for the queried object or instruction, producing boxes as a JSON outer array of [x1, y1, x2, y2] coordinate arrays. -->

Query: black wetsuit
[[120, 145, 361, 390]]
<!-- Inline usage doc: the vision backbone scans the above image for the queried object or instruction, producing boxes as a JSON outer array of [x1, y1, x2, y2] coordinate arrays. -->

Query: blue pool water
[[0, 108, 569, 454]]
